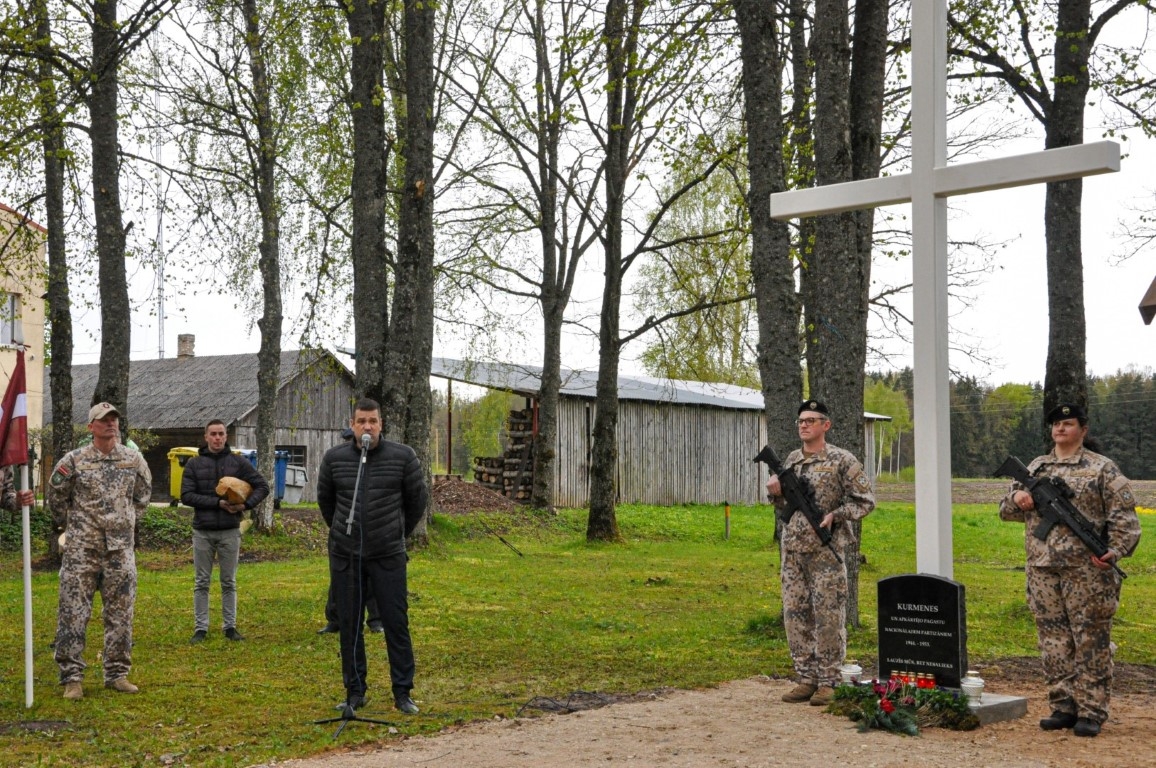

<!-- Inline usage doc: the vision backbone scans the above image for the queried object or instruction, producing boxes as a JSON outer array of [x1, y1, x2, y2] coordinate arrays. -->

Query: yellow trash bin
[[167, 447, 200, 506]]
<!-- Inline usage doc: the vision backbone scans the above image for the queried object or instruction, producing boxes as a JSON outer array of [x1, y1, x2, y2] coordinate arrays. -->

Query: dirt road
[[254, 673, 1156, 768]]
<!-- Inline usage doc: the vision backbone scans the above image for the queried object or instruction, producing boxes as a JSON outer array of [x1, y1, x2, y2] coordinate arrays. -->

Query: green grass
[[0, 501, 1152, 767]]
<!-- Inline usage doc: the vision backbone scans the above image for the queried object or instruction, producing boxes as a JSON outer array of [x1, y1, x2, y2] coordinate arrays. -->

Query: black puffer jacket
[[317, 438, 428, 559], [181, 444, 271, 530]]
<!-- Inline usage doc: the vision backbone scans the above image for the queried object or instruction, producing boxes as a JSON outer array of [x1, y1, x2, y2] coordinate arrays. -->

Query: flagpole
[[2, 344, 34, 707], [20, 464, 33, 707]]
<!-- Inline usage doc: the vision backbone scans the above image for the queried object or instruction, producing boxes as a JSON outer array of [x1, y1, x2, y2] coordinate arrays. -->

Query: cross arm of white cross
[[770, 140, 1120, 220]]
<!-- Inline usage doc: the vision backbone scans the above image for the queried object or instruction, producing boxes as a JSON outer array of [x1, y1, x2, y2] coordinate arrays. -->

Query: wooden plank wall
[[231, 362, 357, 503], [552, 398, 768, 507]]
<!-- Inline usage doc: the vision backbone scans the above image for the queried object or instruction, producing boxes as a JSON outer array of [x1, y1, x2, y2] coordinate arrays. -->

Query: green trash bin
[[167, 447, 200, 506]]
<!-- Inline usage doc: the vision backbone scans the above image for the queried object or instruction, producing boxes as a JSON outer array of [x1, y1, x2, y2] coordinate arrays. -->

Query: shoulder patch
[[50, 464, 71, 488]]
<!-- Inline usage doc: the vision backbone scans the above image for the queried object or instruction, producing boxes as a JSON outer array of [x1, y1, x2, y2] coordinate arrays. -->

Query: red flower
[[880, 698, 896, 714]]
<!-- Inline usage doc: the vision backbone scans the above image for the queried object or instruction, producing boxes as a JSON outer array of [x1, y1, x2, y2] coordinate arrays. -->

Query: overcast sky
[[67, 128, 1154, 393]]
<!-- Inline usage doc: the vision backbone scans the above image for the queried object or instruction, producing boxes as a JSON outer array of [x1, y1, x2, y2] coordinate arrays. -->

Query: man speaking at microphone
[[317, 398, 429, 715]]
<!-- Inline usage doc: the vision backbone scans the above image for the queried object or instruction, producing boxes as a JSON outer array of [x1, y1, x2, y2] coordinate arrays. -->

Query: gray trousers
[[193, 528, 241, 631]]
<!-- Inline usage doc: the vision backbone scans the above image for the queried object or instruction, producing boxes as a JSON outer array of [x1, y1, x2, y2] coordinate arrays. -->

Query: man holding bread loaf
[[181, 419, 269, 643]]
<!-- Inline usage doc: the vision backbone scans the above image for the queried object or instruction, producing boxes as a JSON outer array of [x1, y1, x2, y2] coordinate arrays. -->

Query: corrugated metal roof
[[430, 357, 890, 419], [45, 349, 351, 429]]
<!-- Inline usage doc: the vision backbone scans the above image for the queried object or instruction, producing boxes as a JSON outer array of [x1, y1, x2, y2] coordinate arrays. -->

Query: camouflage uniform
[[1, 465, 20, 512], [999, 448, 1141, 725], [48, 442, 152, 686], [773, 444, 874, 686]]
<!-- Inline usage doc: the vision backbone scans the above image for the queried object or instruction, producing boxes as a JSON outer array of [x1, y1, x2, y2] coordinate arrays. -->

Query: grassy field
[[0, 501, 1152, 767]]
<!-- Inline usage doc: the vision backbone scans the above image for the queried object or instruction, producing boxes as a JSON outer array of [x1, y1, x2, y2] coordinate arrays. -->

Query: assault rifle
[[753, 445, 841, 563], [994, 455, 1126, 579]]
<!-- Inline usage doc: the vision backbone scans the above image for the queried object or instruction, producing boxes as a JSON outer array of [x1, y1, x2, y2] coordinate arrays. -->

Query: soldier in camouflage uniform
[[0, 465, 36, 512], [767, 400, 875, 707], [48, 402, 152, 700], [1000, 403, 1141, 738]]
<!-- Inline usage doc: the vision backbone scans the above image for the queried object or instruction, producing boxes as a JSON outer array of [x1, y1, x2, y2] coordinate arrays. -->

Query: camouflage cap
[[87, 402, 120, 423]]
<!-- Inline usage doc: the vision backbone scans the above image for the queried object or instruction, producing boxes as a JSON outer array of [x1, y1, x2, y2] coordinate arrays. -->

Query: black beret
[[798, 399, 829, 416], [1046, 403, 1087, 424]]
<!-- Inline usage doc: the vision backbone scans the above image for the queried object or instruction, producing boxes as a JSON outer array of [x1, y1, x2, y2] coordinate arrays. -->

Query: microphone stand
[[313, 699, 396, 738], [315, 434, 395, 737], [345, 434, 370, 536]]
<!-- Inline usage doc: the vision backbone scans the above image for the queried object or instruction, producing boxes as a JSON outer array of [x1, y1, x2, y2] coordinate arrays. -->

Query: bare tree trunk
[[586, 0, 632, 542], [346, 0, 391, 404], [529, 0, 573, 513], [386, 0, 437, 541], [804, 0, 864, 453], [803, 0, 882, 627], [735, 0, 800, 456], [243, 0, 283, 531], [37, 0, 72, 561], [533, 297, 563, 511], [844, 0, 890, 628], [89, 0, 131, 427], [1042, 0, 1091, 425]]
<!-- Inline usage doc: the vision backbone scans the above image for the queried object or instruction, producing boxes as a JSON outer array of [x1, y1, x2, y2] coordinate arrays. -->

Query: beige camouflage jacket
[[773, 443, 875, 553], [48, 443, 152, 552], [999, 448, 1141, 568]]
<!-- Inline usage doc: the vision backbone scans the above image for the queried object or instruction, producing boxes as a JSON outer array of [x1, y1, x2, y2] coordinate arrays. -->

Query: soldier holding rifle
[[999, 403, 1140, 738], [765, 400, 874, 707]]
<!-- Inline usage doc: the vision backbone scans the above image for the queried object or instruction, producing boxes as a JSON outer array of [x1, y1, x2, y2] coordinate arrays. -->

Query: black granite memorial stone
[[877, 574, 967, 689]]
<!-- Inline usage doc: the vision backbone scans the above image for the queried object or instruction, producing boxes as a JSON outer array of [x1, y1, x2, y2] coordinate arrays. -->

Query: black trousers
[[325, 576, 380, 625], [329, 553, 414, 699]]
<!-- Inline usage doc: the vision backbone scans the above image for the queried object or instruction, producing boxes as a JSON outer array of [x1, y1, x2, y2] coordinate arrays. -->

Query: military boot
[[781, 683, 818, 703]]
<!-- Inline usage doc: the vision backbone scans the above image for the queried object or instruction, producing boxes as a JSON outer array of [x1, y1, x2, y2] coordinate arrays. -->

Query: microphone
[[360, 433, 370, 462]]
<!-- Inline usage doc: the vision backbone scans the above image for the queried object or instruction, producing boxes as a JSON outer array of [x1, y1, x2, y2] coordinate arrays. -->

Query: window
[[0, 293, 18, 346], [276, 445, 307, 466]]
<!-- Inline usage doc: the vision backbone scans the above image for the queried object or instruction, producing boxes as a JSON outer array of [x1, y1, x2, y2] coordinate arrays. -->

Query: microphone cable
[[349, 433, 371, 702]]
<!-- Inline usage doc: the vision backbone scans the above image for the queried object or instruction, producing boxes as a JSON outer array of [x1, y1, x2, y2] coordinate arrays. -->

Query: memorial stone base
[[967, 691, 1028, 725]]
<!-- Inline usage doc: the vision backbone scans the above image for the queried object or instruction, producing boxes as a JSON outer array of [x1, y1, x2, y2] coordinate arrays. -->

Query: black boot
[[1073, 717, 1101, 737], [1039, 710, 1078, 731]]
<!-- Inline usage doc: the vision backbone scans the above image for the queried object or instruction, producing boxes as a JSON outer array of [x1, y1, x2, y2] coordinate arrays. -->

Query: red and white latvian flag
[[0, 349, 29, 467]]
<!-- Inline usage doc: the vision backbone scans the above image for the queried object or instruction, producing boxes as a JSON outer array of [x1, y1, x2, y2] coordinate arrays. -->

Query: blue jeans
[[193, 528, 241, 631]]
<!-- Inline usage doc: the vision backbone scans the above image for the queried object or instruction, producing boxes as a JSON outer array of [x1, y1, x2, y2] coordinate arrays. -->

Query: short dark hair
[[205, 419, 227, 432], [353, 397, 380, 415]]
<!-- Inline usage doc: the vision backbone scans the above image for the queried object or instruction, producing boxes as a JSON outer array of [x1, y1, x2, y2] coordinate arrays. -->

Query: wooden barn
[[432, 358, 889, 507], [43, 336, 355, 503]]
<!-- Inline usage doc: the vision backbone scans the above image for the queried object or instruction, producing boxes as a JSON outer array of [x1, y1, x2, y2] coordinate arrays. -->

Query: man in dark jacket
[[317, 398, 428, 715], [181, 420, 270, 643]]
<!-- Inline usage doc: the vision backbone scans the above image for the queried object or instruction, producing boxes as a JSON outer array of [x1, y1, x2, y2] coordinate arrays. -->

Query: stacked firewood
[[471, 408, 534, 502]]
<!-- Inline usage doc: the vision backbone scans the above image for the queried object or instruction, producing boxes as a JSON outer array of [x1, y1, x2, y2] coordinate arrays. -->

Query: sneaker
[[190, 630, 207, 644], [62, 681, 83, 700], [1074, 717, 1101, 737], [394, 694, 420, 714], [781, 683, 818, 703], [367, 621, 384, 634], [1039, 710, 1078, 730], [317, 622, 340, 635], [809, 685, 836, 706], [224, 627, 245, 641], [105, 678, 139, 694]]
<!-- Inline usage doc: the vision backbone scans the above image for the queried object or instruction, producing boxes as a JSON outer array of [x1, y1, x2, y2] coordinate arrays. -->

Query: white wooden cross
[[770, 0, 1120, 578]]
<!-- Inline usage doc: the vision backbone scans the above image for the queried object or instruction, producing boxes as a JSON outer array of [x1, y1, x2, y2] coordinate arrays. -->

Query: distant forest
[[866, 369, 1156, 481]]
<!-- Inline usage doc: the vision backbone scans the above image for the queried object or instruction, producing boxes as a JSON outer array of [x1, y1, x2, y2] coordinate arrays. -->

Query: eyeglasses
[[796, 417, 826, 426]]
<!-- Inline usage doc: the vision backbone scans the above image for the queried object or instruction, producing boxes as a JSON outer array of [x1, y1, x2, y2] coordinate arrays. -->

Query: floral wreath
[[828, 677, 980, 736]]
